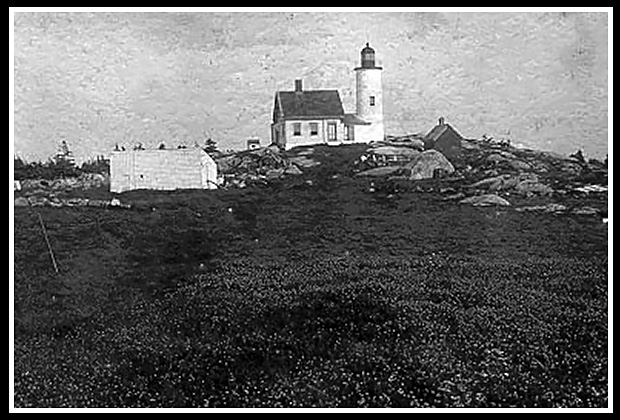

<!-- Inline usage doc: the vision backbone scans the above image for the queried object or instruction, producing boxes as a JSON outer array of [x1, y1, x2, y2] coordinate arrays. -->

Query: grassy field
[[13, 145, 608, 408]]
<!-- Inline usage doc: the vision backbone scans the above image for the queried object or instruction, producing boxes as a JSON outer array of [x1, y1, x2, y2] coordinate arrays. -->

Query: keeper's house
[[110, 147, 218, 193], [271, 43, 385, 150]]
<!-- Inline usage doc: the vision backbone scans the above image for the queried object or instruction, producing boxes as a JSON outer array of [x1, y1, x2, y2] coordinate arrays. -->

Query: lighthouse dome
[[360, 43, 378, 69]]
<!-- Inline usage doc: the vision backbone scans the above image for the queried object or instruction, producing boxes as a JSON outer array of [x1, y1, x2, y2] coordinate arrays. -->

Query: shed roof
[[276, 90, 345, 119], [343, 113, 371, 125]]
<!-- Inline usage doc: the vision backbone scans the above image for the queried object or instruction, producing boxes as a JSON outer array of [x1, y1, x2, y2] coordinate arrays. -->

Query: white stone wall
[[110, 149, 217, 193], [109, 151, 133, 193]]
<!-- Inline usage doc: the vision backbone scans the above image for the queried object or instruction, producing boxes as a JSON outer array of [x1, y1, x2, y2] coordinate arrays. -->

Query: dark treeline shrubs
[[14, 155, 109, 181]]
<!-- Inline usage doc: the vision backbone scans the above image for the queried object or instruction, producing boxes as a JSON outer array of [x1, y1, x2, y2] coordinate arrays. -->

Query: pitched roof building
[[424, 117, 463, 159], [109, 147, 218, 193]]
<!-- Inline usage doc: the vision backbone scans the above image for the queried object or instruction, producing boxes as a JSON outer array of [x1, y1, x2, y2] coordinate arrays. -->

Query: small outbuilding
[[110, 147, 218, 193], [247, 138, 261, 150], [424, 117, 463, 159]]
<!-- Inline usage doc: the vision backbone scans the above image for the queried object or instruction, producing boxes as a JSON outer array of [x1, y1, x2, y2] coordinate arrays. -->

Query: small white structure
[[247, 138, 261, 150], [110, 147, 217, 193]]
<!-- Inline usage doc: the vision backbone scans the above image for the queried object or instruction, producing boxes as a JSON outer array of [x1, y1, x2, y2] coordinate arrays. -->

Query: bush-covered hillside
[[13, 143, 608, 408]]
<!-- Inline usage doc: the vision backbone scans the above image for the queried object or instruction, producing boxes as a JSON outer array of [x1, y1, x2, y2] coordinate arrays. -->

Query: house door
[[273, 127, 279, 145], [345, 125, 354, 141], [327, 122, 337, 142]]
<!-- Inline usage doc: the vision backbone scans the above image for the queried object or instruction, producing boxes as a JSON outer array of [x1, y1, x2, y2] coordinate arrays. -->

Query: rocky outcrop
[[359, 144, 422, 167], [383, 135, 426, 151], [14, 197, 29, 207], [468, 174, 519, 191], [14, 195, 131, 209], [216, 146, 289, 175], [515, 203, 568, 213], [574, 185, 608, 194], [485, 153, 511, 165], [369, 146, 421, 158], [459, 194, 511, 207], [467, 173, 553, 196], [485, 151, 533, 172], [288, 156, 321, 168], [355, 166, 403, 177], [405, 138, 426, 151], [405, 150, 455, 180], [571, 206, 600, 215], [265, 168, 285, 179], [214, 145, 319, 188], [508, 160, 533, 172], [514, 179, 554, 196], [283, 164, 303, 176]]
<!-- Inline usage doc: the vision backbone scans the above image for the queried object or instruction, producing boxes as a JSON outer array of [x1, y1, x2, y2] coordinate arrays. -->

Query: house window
[[293, 122, 301, 136], [369, 96, 376, 106], [327, 122, 337, 141], [345, 125, 354, 141], [310, 122, 319, 136]]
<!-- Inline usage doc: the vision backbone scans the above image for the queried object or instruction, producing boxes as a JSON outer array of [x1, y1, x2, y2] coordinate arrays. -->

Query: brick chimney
[[438, 117, 445, 126], [295, 79, 303, 92]]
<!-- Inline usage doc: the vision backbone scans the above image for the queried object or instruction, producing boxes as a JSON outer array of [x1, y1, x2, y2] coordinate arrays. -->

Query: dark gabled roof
[[276, 90, 345, 119], [425, 123, 463, 143]]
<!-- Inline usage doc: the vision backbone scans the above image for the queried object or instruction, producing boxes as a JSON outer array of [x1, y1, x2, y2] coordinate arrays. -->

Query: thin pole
[[37, 212, 59, 274]]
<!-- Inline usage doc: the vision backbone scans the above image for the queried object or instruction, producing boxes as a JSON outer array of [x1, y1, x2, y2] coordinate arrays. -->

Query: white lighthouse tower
[[354, 43, 384, 143]]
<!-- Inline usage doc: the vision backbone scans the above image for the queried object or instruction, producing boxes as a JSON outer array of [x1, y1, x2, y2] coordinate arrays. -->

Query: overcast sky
[[12, 10, 608, 162]]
